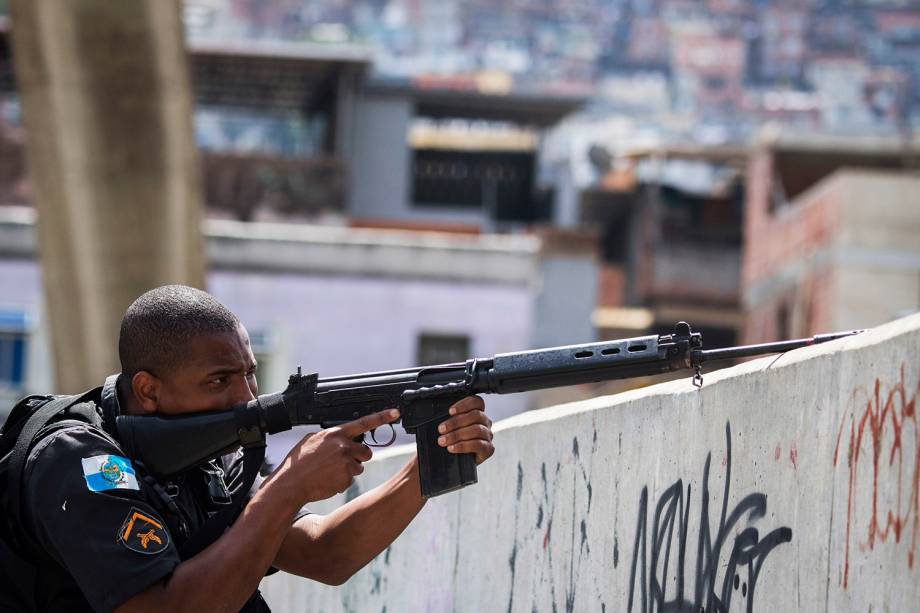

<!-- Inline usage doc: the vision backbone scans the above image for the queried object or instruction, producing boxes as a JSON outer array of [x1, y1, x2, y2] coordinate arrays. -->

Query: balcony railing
[[0, 128, 346, 221]]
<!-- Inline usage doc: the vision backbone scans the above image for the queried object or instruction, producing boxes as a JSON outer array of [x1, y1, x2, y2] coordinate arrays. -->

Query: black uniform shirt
[[20, 375, 273, 612]]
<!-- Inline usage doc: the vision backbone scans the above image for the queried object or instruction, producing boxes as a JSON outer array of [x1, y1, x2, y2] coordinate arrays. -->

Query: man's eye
[[210, 377, 228, 386]]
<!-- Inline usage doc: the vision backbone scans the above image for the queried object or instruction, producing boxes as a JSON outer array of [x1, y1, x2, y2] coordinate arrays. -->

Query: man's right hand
[[274, 409, 401, 504]]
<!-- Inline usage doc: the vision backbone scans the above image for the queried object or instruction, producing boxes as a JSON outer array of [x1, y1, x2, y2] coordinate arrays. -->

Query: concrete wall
[[262, 313, 920, 612], [531, 231, 599, 350], [833, 171, 920, 330], [347, 91, 413, 221], [531, 255, 597, 348]]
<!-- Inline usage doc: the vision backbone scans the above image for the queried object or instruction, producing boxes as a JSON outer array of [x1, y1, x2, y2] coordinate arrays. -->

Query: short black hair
[[118, 285, 240, 378]]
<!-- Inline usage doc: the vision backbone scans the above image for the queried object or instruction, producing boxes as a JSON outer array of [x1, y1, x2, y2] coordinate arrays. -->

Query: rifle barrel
[[700, 330, 863, 363]]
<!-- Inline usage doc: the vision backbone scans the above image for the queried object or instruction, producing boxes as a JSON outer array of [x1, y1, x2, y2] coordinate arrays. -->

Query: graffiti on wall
[[628, 422, 793, 613], [833, 364, 920, 588], [505, 415, 622, 613], [506, 425, 606, 613]]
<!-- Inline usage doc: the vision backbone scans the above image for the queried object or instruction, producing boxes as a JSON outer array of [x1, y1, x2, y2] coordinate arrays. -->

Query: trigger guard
[[367, 424, 396, 447]]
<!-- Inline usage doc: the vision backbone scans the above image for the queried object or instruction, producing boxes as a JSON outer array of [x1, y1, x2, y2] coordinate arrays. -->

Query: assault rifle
[[116, 322, 861, 497]]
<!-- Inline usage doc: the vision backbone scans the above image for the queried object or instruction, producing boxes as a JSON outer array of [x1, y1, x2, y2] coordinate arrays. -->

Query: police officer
[[19, 285, 495, 611]]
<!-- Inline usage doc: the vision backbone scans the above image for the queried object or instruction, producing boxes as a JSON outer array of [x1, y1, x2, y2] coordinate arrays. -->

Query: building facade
[[742, 134, 920, 344]]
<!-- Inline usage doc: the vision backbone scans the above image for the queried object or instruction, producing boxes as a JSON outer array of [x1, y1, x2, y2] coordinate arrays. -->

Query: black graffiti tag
[[628, 422, 792, 613]]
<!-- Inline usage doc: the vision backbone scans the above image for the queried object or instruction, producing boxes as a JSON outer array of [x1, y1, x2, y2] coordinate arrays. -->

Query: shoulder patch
[[117, 507, 170, 555], [81, 454, 139, 492]]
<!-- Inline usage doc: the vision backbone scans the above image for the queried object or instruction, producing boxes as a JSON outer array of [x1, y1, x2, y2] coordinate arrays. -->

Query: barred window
[[417, 333, 470, 366]]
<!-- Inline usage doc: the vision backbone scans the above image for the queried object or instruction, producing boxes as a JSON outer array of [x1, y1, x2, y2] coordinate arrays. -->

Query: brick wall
[[741, 148, 841, 343]]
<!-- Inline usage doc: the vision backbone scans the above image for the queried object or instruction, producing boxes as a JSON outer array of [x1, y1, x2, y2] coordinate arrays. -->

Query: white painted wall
[[348, 91, 412, 221], [833, 171, 920, 329], [262, 313, 920, 612]]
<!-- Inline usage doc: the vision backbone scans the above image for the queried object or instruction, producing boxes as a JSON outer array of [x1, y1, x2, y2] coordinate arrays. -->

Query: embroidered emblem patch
[[117, 507, 170, 555], [81, 454, 139, 492]]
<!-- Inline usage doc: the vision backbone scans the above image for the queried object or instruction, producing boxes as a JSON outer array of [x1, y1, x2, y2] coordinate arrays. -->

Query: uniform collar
[[101, 373, 122, 434]]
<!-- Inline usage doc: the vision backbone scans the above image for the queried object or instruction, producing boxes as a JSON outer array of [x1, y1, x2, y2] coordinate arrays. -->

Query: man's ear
[[131, 371, 160, 414]]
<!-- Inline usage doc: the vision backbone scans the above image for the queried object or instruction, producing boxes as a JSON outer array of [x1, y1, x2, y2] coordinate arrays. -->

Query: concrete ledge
[[205, 218, 540, 284], [262, 313, 920, 612], [0, 206, 36, 257], [0, 208, 541, 285]]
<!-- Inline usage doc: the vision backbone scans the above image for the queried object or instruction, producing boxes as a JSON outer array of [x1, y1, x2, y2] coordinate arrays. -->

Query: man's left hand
[[436, 396, 494, 465]]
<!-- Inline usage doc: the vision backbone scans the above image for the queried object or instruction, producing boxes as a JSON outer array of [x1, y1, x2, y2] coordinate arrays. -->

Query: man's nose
[[231, 375, 256, 404]]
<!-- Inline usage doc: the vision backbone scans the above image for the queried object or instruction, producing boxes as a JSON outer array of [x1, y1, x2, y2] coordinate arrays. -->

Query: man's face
[[150, 323, 259, 415]]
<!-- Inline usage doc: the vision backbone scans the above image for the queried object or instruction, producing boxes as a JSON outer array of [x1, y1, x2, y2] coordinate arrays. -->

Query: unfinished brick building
[[742, 133, 920, 344]]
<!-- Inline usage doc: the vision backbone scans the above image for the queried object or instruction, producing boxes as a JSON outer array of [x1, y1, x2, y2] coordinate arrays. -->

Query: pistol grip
[[415, 416, 478, 498]]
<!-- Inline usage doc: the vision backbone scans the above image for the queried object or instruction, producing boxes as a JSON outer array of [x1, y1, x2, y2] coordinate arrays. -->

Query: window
[[0, 311, 28, 389], [417, 333, 471, 366], [411, 148, 549, 222]]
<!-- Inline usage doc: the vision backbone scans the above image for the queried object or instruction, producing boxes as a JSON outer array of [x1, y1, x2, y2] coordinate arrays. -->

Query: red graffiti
[[833, 365, 920, 589], [774, 444, 782, 461], [789, 442, 798, 470]]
